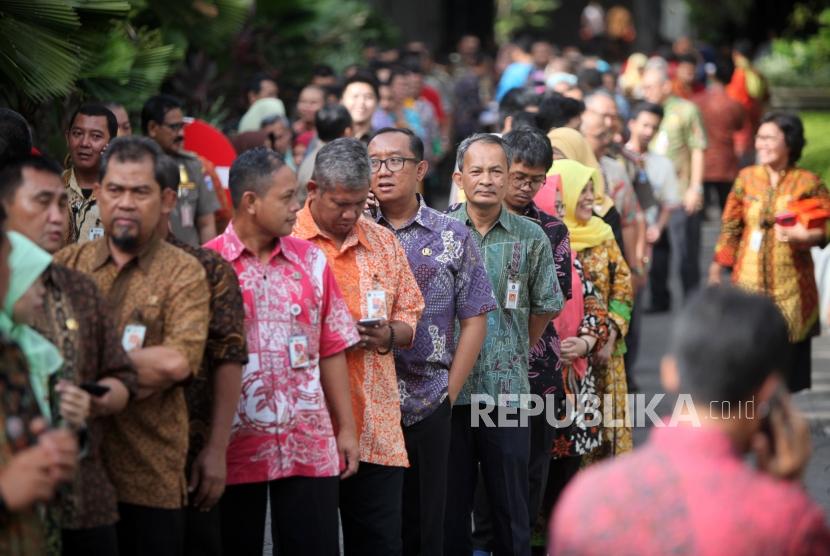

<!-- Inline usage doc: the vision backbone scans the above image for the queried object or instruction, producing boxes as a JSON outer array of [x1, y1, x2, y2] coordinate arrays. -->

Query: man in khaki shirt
[[56, 136, 209, 556]]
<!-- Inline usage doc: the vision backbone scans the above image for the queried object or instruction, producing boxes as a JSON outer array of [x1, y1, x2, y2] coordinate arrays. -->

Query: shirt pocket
[[126, 303, 164, 347]]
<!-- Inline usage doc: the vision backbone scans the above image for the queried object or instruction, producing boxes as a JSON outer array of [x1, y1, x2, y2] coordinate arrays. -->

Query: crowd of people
[[0, 30, 828, 556]]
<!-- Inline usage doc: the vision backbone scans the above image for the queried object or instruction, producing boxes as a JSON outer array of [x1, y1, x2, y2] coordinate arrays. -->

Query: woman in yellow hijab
[[553, 159, 633, 460]]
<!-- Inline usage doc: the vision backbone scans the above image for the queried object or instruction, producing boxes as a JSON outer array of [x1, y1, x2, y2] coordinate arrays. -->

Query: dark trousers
[[117, 503, 184, 556], [650, 208, 701, 308], [540, 456, 582, 546], [62, 524, 119, 556], [444, 405, 531, 556], [184, 504, 222, 556], [340, 462, 405, 556], [704, 180, 733, 211], [623, 293, 642, 388], [220, 476, 338, 556], [402, 398, 452, 556]]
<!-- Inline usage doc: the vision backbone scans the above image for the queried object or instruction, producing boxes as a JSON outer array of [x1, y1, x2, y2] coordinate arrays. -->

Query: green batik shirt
[[650, 95, 707, 194], [447, 203, 563, 407]]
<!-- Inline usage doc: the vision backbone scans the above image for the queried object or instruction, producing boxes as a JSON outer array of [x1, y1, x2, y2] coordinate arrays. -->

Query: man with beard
[[55, 136, 210, 556]]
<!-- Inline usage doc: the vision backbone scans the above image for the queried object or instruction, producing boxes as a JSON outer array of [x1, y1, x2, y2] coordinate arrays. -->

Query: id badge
[[366, 290, 388, 319], [180, 204, 195, 228], [122, 324, 146, 352], [749, 230, 763, 252], [288, 335, 310, 369], [88, 227, 104, 241], [505, 279, 521, 310]]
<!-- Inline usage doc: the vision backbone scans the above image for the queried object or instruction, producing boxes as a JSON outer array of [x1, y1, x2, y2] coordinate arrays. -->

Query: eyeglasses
[[161, 121, 185, 132], [510, 172, 546, 190], [369, 157, 419, 173]]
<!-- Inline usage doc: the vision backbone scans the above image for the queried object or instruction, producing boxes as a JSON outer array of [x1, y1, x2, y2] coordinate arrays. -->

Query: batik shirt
[[650, 95, 708, 194], [294, 208, 424, 467], [205, 223, 358, 483], [63, 168, 103, 244], [446, 203, 563, 407], [376, 197, 497, 426]]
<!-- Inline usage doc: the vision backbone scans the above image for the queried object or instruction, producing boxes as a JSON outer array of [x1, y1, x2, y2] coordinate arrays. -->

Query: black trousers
[[184, 504, 222, 556], [117, 503, 184, 556], [540, 456, 582, 545], [650, 208, 702, 308], [704, 180, 733, 211], [220, 476, 338, 556], [62, 524, 119, 556], [340, 462, 405, 556], [444, 405, 531, 556], [402, 398, 452, 556]]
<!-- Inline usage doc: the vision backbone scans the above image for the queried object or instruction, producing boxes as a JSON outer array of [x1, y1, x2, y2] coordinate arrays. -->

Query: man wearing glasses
[[142, 94, 219, 247], [368, 128, 496, 555]]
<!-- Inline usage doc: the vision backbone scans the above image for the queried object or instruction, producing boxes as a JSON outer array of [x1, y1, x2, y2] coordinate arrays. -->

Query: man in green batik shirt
[[444, 133, 562, 556]]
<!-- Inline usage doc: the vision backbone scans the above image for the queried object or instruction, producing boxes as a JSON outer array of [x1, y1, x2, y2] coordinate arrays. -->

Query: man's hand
[[0, 445, 56, 511], [55, 380, 90, 430], [646, 224, 661, 244], [38, 429, 79, 483], [336, 427, 359, 479], [188, 445, 226, 511], [683, 187, 703, 214], [708, 262, 724, 285], [356, 319, 391, 351], [753, 393, 811, 482]]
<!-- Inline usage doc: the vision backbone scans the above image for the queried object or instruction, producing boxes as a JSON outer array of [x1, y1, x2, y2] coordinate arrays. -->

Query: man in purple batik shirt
[[369, 127, 496, 556]]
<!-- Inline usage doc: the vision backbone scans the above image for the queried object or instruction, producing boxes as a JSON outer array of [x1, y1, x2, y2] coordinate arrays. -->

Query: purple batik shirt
[[377, 197, 497, 426]]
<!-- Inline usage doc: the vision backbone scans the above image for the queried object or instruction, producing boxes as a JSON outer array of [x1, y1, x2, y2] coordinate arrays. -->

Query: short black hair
[[228, 147, 286, 208], [0, 154, 63, 202], [342, 71, 380, 100], [312, 64, 336, 79], [712, 55, 735, 85], [671, 286, 790, 404], [99, 136, 166, 186], [761, 111, 806, 166], [388, 66, 410, 85], [675, 53, 697, 66], [0, 108, 32, 166], [577, 67, 603, 93], [140, 94, 183, 135], [315, 104, 353, 142], [246, 72, 276, 96], [369, 127, 424, 161], [509, 111, 540, 132], [68, 103, 118, 140], [503, 127, 553, 172], [155, 154, 180, 192], [630, 101, 664, 122], [499, 87, 540, 129], [536, 92, 585, 132]]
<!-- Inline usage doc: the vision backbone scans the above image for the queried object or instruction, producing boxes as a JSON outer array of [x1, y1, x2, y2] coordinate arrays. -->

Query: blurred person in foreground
[[550, 286, 830, 555], [710, 112, 830, 393]]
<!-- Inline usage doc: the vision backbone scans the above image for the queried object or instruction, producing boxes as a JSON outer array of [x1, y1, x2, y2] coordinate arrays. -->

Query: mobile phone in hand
[[79, 382, 110, 397], [357, 318, 383, 327]]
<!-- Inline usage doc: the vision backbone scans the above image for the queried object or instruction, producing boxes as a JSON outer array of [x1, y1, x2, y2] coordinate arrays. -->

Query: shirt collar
[[90, 232, 161, 273], [295, 204, 373, 253], [649, 424, 740, 460], [458, 202, 512, 234], [521, 201, 541, 222], [376, 194, 430, 230]]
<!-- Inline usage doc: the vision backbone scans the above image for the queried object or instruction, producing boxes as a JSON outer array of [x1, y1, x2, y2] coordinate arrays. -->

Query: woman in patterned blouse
[[554, 159, 634, 462], [710, 112, 830, 391]]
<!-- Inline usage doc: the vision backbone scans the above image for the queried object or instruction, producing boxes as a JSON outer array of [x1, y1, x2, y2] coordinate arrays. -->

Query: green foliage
[[800, 111, 830, 184], [757, 9, 830, 87], [494, 0, 560, 45], [684, 0, 754, 45]]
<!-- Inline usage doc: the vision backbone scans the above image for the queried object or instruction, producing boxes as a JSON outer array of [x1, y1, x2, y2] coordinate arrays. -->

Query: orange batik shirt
[[294, 208, 424, 467], [714, 166, 830, 341]]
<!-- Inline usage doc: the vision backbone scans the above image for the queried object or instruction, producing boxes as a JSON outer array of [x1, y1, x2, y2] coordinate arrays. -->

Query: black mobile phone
[[80, 382, 111, 397], [758, 386, 786, 453], [357, 318, 383, 327]]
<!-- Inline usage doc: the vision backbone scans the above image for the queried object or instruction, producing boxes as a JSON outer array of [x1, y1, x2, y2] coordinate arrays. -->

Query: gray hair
[[260, 114, 290, 129], [584, 90, 615, 110], [312, 137, 370, 191], [228, 147, 286, 208], [99, 136, 164, 185], [455, 133, 511, 172]]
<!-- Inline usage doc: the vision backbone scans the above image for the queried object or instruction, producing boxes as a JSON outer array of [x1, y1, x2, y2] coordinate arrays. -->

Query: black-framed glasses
[[161, 121, 185, 132], [370, 157, 419, 173], [510, 172, 546, 190]]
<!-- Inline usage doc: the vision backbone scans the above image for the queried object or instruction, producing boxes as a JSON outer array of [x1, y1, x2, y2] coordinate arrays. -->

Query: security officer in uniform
[[142, 94, 219, 247]]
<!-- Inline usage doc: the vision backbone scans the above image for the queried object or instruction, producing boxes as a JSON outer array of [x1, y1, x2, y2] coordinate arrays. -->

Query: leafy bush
[[757, 8, 830, 87]]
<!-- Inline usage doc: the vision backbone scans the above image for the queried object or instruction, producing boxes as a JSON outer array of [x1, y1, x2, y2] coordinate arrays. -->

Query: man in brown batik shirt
[[0, 154, 137, 555], [55, 137, 209, 556]]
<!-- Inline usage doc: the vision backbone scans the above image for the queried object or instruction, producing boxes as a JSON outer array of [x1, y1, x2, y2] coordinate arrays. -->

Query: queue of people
[[0, 33, 827, 556]]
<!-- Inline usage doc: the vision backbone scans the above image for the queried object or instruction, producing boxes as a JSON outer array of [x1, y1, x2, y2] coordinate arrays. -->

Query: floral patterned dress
[[578, 238, 634, 460]]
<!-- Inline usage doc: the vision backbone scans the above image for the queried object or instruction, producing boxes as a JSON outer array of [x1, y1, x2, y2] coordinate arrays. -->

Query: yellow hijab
[[553, 159, 614, 252], [547, 127, 615, 216]]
